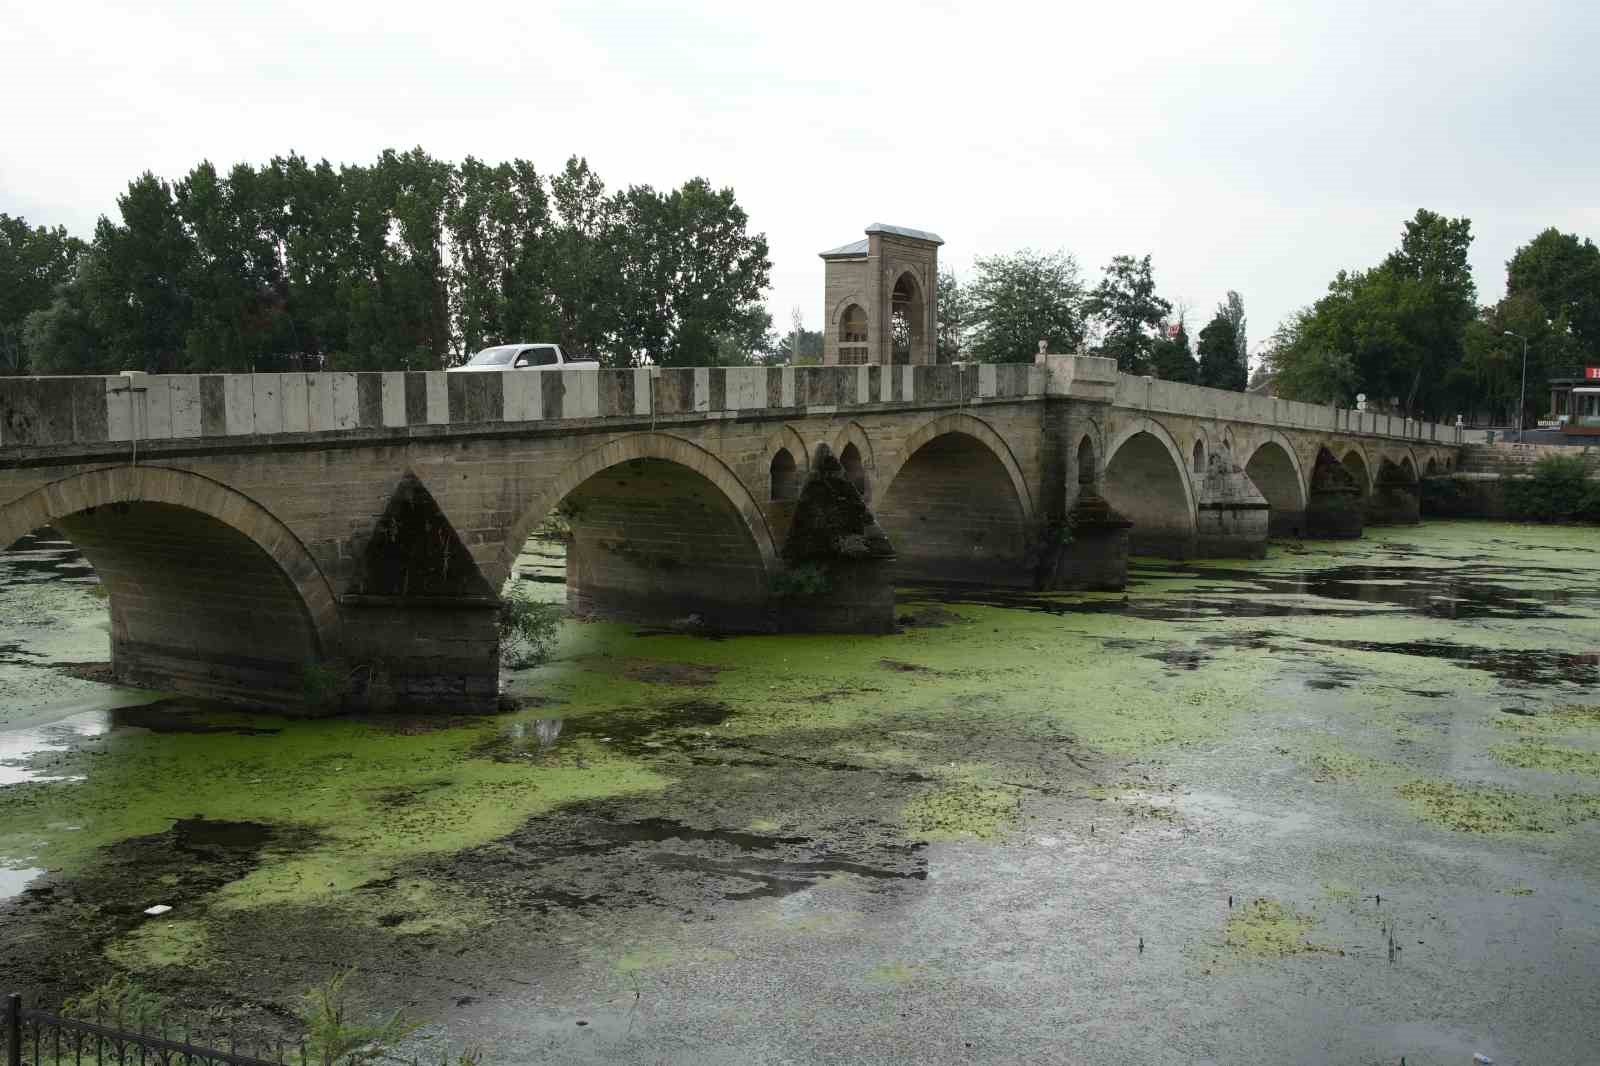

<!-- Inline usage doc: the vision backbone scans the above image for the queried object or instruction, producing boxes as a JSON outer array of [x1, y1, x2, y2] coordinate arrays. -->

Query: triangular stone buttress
[[349, 471, 493, 599]]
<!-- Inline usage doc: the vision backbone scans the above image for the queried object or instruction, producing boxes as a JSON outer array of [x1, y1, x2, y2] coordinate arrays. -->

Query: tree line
[[936, 250, 1249, 390], [1264, 209, 1600, 422], [1, 150, 772, 374]]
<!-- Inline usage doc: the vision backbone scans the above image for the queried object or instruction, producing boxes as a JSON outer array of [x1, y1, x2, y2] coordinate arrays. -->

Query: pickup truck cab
[[447, 343, 599, 372]]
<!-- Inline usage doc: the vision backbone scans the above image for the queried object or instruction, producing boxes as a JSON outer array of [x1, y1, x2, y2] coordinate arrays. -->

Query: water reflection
[[502, 718, 565, 754], [0, 710, 107, 786], [912, 557, 1596, 624], [0, 865, 45, 901], [0, 529, 98, 588]]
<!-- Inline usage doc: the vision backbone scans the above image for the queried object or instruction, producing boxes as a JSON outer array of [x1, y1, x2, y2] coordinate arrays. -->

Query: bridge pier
[[774, 444, 897, 632], [340, 600, 500, 712], [339, 472, 504, 712], [1048, 487, 1131, 589], [1367, 461, 1421, 525], [1193, 455, 1269, 558], [1304, 448, 1365, 538]]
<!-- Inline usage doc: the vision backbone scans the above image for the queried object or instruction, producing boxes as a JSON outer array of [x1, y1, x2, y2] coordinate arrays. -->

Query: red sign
[[1587, 367, 1600, 380]]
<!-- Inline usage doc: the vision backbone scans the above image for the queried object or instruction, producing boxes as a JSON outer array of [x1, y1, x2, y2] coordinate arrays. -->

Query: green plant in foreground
[[770, 563, 831, 599], [1505, 454, 1600, 522], [498, 585, 562, 668], [301, 661, 344, 709], [300, 968, 419, 1066], [64, 973, 163, 1030]]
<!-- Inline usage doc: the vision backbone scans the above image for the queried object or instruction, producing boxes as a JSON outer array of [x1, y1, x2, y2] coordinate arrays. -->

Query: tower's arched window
[[1193, 439, 1206, 474], [770, 448, 798, 501], [890, 273, 924, 366], [839, 305, 868, 366], [840, 443, 869, 500], [1077, 435, 1096, 485]]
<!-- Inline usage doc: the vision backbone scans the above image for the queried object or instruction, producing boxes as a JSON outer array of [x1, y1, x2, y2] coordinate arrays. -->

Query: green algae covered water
[[2, 521, 1599, 1063]]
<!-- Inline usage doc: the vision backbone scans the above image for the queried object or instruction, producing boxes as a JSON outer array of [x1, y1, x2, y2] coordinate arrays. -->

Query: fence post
[[6, 993, 20, 1066]]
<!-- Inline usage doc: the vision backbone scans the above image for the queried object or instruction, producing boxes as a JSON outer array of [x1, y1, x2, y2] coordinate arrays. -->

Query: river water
[[1, 522, 1598, 1064]]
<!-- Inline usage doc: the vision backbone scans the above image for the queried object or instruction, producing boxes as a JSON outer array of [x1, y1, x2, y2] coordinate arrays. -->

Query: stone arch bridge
[[0, 357, 1460, 710]]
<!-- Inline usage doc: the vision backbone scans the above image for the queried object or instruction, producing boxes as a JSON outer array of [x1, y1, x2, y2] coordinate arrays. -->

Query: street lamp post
[[1504, 330, 1528, 442]]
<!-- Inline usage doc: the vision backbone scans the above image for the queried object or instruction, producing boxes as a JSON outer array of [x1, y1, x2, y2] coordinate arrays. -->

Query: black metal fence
[[6, 993, 288, 1066]]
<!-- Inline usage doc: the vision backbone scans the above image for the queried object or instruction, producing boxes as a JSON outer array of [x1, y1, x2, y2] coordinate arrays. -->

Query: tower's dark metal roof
[[864, 223, 943, 244], [818, 238, 869, 260], [819, 224, 944, 260]]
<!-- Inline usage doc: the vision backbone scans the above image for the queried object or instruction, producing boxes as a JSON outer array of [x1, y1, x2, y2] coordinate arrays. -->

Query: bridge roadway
[[0, 355, 1461, 711]]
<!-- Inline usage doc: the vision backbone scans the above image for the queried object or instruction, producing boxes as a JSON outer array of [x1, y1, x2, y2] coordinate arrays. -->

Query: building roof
[[819, 223, 945, 259], [865, 222, 943, 245], [818, 238, 869, 260]]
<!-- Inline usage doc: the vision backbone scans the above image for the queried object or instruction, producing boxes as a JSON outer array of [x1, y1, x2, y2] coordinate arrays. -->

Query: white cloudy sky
[[4, 0, 1597, 353]]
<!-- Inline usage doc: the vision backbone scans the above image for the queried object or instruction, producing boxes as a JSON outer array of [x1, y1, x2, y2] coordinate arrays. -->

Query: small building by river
[[1550, 364, 1600, 437]]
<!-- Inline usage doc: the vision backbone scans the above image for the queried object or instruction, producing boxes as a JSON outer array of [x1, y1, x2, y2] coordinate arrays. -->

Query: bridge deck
[[1, 361, 1461, 457]]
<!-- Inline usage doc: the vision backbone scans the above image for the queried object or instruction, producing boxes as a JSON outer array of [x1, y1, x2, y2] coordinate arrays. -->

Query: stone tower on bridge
[[820, 224, 941, 366]]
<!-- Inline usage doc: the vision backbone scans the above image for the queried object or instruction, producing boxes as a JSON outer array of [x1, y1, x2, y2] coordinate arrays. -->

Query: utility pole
[[1504, 330, 1528, 442]]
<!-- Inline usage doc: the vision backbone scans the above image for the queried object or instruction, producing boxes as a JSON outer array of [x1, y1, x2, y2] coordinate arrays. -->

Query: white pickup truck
[[446, 343, 599, 372]]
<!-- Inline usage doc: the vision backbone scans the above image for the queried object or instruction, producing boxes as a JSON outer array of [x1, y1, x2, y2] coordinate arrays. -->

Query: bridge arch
[[1369, 449, 1422, 525], [763, 425, 812, 495], [1077, 433, 1099, 486], [1069, 416, 1106, 499], [1102, 418, 1198, 558], [875, 412, 1034, 585], [1340, 446, 1373, 497], [1243, 437, 1309, 537], [497, 432, 779, 630], [831, 421, 878, 501], [877, 413, 1033, 521], [0, 465, 340, 702]]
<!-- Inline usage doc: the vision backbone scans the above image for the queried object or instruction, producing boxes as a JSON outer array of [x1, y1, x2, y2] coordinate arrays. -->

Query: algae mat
[[2, 521, 1599, 1064]]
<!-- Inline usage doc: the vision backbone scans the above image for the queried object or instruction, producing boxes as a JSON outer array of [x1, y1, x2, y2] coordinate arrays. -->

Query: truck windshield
[[468, 346, 518, 366]]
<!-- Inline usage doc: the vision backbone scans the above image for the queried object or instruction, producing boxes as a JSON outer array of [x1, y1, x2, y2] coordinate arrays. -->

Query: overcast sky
[[5, 0, 1597, 354]]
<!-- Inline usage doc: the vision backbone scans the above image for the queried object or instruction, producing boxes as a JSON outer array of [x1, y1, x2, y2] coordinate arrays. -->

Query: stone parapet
[[0, 364, 1048, 454], [1035, 353, 1118, 402]]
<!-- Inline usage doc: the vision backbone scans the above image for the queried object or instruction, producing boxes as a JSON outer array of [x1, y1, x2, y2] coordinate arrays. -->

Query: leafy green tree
[[22, 253, 106, 372], [610, 178, 770, 366], [1197, 311, 1245, 389], [935, 268, 972, 362], [175, 160, 293, 370], [1264, 310, 1357, 404], [1149, 321, 1198, 383], [262, 152, 357, 364], [774, 325, 823, 364], [376, 147, 455, 369], [87, 172, 197, 372], [448, 156, 555, 356], [709, 303, 775, 365], [965, 249, 1085, 363], [1505, 228, 1600, 361], [14, 150, 770, 374], [548, 156, 620, 364], [1266, 209, 1474, 416], [1220, 290, 1246, 373], [0, 214, 85, 372], [1088, 254, 1170, 373], [1381, 209, 1476, 411], [1454, 291, 1580, 424]]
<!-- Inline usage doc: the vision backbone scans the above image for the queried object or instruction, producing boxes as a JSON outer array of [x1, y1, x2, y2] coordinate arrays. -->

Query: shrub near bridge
[[1505, 454, 1600, 522]]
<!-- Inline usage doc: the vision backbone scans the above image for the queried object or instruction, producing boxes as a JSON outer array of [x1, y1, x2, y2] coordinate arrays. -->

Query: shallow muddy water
[[2, 522, 1599, 1065]]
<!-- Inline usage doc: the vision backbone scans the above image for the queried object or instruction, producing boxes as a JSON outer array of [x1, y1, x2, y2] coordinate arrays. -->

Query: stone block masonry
[[1, 360, 1463, 712]]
